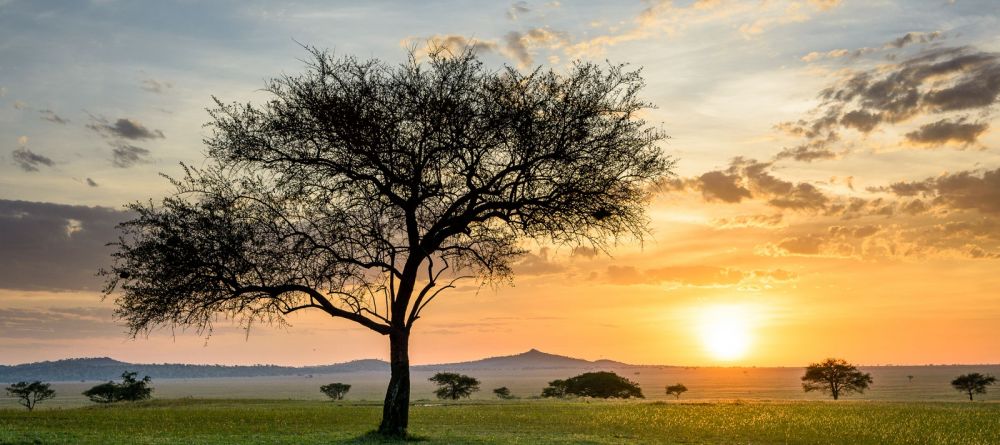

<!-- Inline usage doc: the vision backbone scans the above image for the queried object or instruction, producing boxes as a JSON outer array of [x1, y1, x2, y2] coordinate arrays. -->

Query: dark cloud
[[416, 35, 499, 57], [712, 213, 784, 229], [904, 117, 988, 146], [877, 168, 1000, 214], [11, 147, 54, 172], [0, 200, 131, 291], [697, 171, 751, 203], [111, 143, 151, 168], [780, 46, 1000, 160], [828, 224, 881, 238], [87, 116, 165, 140], [38, 109, 69, 124], [86, 178, 99, 187], [513, 247, 565, 275], [887, 31, 943, 49]]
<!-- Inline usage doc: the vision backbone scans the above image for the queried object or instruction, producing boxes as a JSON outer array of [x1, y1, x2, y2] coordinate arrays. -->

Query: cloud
[[110, 142, 151, 168], [13, 100, 27, 110], [140, 77, 173, 94], [87, 116, 165, 140], [697, 171, 752, 203], [403, 34, 500, 61], [876, 168, 1000, 214], [514, 247, 566, 275], [502, 28, 568, 67], [0, 306, 122, 340], [39, 109, 70, 124], [86, 178, 99, 187], [0, 200, 131, 291], [605, 264, 796, 287], [781, 45, 1000, 160], [712, 213, 785, 229], [11, 147, 54, 172], [507, 1, 529, 20], [0, 86, 6, 97], [904, 117, 988, 147], [887, 31, 943, 49]]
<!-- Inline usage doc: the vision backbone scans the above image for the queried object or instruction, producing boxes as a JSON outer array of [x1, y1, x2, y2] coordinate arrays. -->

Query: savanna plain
[[2, 366, 998, 444]]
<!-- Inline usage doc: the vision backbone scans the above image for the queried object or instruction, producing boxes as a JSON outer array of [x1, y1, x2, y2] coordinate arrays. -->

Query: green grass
[[1, 399, 998, 444]]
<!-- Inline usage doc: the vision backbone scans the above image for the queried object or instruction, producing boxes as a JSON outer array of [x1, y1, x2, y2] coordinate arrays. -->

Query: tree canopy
[[951, 373, 996, 401], [541, 371, 644, 399], [5, 381, 55, 411], [665, 383, 688, 399], [101, 46, 672, 436], [320, 383, 351, 401], [801, 358, 872, 400], [429, 372, 480, 400], [83, 371, 153, 404]]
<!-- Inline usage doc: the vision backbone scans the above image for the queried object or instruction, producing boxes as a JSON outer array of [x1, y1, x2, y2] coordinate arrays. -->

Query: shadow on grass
[[342, 431, 429, 444]]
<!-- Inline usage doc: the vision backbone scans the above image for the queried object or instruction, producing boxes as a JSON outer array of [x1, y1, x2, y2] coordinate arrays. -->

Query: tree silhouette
[[541, 371, 643, 399], [801, 358, 872, 400], [492, 386, 514, 399], [83, 371, 153, 404], [101, 46, 672, 437], [429, 372, 480, 400], [665, 383, 687, 399], [320, 383, 351, 401], [951, 373, 996, 401], [5, 381, 55, 411]]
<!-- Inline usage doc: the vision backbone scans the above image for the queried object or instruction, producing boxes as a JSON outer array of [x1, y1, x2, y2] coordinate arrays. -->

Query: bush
[[541, 371, 643, 399], [492, 386, 515, 399]]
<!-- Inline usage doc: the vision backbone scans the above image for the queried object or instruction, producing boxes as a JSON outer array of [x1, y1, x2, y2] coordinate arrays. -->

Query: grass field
[[1, 399, 998, 444]]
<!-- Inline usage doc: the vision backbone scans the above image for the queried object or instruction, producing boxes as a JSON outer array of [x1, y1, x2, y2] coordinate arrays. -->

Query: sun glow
[[697, 304, 754, 361]]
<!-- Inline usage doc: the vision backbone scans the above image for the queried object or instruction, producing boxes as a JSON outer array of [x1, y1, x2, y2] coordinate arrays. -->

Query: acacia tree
[[951, 373, 996, 401], [320, 382, 351, 400], [665, 383, 687, 399], [429, 372, 480, 400], [102, 47, 672, 436], [801, 358, 873, 400], [5, 381, 55, 411]]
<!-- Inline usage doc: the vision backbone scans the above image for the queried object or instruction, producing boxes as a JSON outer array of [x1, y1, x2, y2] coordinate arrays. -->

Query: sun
[[697, 304, 753, 361]]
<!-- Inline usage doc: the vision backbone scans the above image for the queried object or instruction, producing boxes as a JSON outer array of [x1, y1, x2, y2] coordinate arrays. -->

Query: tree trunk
[[968, 391, 974, 401], [378, 329, 410, 437]]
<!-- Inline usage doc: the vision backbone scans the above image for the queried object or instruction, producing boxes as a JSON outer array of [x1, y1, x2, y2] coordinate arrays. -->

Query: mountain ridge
[[0, 349, 651, 382]]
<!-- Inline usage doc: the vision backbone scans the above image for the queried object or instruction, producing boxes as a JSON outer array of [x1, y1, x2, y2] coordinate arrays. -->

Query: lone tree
[[951, 373, 996, 401], [83, 371, 153, 404], [320, 383, 351, 401], [541, 371, 643, 399], [429, 372, 480, 400], [5, 381, 55, 411], [801, 358, 872, 400], [665, 383, 688, 399], [492, 386, 514, 399], [101, 47, 672, 436]]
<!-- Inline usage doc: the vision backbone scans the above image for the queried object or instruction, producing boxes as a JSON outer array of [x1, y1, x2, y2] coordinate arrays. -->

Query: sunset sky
[[2, 0, 999, 367]]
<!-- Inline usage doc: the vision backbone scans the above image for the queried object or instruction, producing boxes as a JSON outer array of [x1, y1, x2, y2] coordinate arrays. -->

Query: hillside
[[0, 349, 644, 382]]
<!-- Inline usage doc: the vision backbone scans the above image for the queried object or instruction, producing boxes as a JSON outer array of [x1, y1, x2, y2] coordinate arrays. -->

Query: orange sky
[[1, 0, 999, 367]]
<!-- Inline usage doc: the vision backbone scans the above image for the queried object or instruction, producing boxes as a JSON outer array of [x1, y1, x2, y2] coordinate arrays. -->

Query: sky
[[1, 0, 999, 367]]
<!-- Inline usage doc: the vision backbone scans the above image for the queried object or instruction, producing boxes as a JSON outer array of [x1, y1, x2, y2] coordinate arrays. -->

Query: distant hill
[[0, 349, 647, 382], [414, 349, 635, 371]]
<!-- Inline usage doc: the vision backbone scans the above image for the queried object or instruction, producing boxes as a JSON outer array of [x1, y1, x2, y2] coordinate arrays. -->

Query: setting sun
[[697, 304, 753, 361]]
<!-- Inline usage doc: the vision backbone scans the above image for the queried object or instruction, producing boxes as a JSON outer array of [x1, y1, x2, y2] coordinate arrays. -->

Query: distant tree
[[665, 383, 688, 399], [100, 46, 673, 437], [492, 387, 514, 399], [5, 381, 56, 411], [951, 373, 996, 401], [541, 371, 643, 399], [82, 382, 118, 404], [907, 375, 914, 383], [83, 371, 153, 403], [429, 373, 480, 400], [541, 379, 568, 398], [320, 383, 351, 401], [801, 358, 872, 400]]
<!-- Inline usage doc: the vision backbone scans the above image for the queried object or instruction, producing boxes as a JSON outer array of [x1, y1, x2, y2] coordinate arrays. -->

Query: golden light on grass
[[697, 304, 754, 361]]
